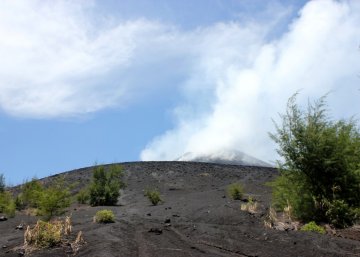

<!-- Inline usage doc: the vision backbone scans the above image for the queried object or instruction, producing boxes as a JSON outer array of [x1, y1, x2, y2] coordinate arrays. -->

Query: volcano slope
[[1, 162, 360, 257]]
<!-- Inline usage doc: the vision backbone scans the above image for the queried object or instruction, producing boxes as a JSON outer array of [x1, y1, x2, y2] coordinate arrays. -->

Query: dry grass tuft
[[23, 216, 85, 255], [64, 216, 72, 236], [240, 197, 258, 214], [264, 207, 278, 229], [264, 207, 300, 231], [283, 200, 293, 221], [71, 231, 85, 255]]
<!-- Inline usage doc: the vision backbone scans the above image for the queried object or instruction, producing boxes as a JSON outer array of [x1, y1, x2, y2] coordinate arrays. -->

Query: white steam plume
[[140, 0, 360, 163]]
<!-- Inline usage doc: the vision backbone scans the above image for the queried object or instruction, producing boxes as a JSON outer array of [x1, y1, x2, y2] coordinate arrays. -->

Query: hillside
[[1, 162, 359, 257]]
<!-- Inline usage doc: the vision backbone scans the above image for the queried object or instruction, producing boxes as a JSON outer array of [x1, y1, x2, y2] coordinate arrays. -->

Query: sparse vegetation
[[241, 196, 258, 213], [76, 188, 90, 204], [94, 209, 115, 223], [227, 183, 244, 200], [145, 189, 162, 205], [37, 177, 72, 220], [0, 191, 16, 217], [300, 221, 326, 234], [89, 165, 125, 206], [269, 94, 360, 228], [24, 216, 84, 253], [19, 178, 44, 209], [25, 220, 64, 248], [0, 174, 16, 217]]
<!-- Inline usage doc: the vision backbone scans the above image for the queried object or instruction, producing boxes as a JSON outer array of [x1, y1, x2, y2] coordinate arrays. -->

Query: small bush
[[94, 209, 115, 223], [145, 189, 162, 206], [227, 183, 244, 200], [37, 177, 72, 221], [20, 178, 44, 208], [325, 200, 356, 228], [15, 195, 25, 211], [24, 217, 85, 254], [300, 221, 326, 234], [0, 191, 16, 217], [240, 196, 258, 213], [76, 188, 90, 204], [89, 165, 125, 206], [25, 220, 63, 248]]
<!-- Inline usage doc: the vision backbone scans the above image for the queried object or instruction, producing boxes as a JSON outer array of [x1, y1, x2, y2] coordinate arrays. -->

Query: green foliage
[[89, 165, 125, 206], [76, 188, 90, 204], [145, 189, 162, 205], [94, 209, 115, 223], [227, 183, 244, 200], [37, 177, 72, 220], [267, 174, 316, 220], [0, 174, 16, 217], [0, 191, 16, 217], [325, 199, 357, 228], [300, 221, 326, 234], [20, 178, 44, 208], [14, 195, 24, 211], [270, 94, 360, 227], [0, 174, 5, 193]]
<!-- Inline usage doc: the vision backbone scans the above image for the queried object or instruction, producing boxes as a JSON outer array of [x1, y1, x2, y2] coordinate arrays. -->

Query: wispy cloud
[[0, 1, 174, 117]]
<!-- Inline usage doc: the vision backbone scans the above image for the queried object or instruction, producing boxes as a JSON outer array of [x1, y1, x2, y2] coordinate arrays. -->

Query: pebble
[[148, 228, 163, 235], [16, 224, 24, 230]]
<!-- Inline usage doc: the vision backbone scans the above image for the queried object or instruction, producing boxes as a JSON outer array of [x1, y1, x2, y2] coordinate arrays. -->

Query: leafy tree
[[269, 94, 360, 227], [37, 176, 72, 220], [89, 165, 124, 206]]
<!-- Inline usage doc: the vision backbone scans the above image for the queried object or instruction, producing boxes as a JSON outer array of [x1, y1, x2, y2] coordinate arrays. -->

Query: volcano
[[176, 149, 272, 167]]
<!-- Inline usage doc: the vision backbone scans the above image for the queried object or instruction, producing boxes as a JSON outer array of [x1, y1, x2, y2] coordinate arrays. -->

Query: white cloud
[[140, 0, 360, 163], [0, 0, 174, 117]]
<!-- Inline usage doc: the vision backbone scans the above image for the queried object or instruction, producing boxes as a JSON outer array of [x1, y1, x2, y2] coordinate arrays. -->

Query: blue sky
[[0, 0, 360, 185]]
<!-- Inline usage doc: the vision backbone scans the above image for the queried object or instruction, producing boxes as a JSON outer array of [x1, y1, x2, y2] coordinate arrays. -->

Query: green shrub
[[145, 189, 162, 205], [76, 188, 90, 204], [270, 94, 360, 227], [325, 200, 356, 228], [14, 195, 25, 211], [0, 191, 16, 217], [227, 183, 244, 200], [300, 221, 326, 234], [89, 165, 125, 206], [37, 177, 72, 221], [20, 178, 44, 208], [94, 209, 115, 223], [0, 174, 15, 218]]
